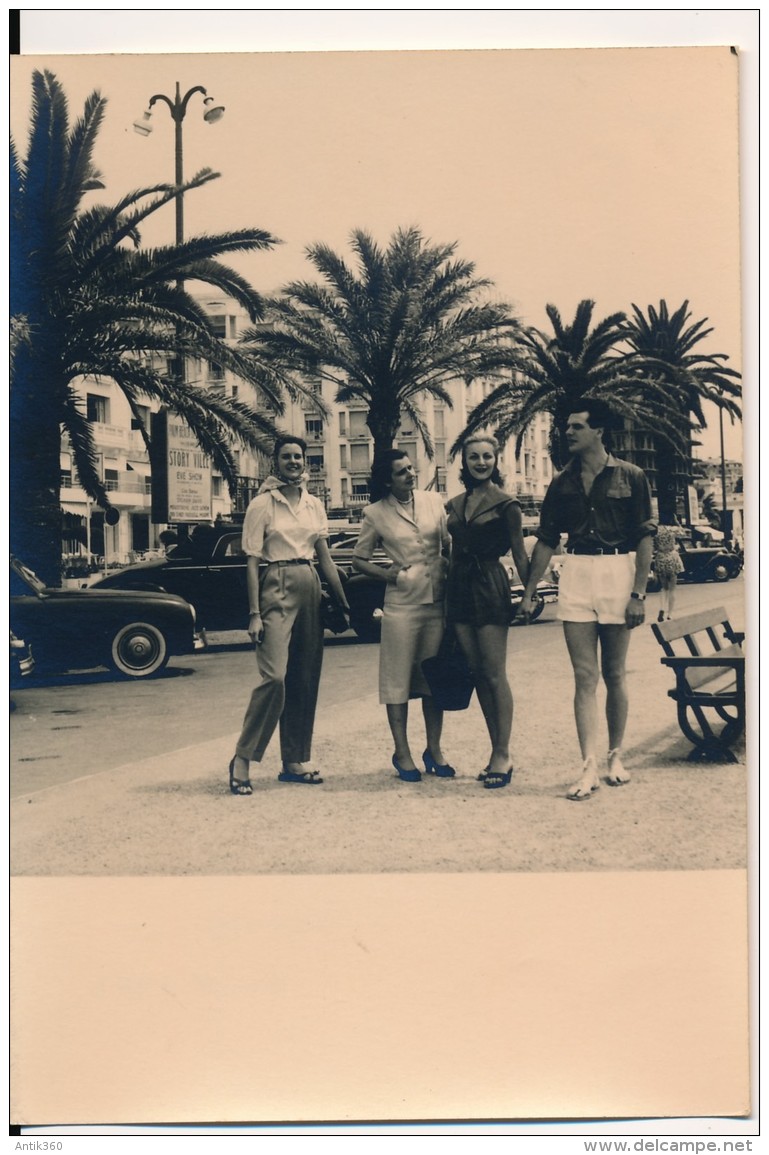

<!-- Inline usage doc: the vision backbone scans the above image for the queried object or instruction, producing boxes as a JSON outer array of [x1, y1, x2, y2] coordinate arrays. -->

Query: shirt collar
[[564, 451, 620, 475]]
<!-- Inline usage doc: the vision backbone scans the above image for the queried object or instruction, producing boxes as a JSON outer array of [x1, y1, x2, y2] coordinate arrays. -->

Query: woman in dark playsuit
[[446, 435, 530, 789]]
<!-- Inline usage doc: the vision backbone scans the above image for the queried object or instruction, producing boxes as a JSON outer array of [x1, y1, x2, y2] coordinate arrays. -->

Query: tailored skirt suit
[[353, 491, 450, 704], [235, 479, 328, 765], [446, 487, 522, 627]]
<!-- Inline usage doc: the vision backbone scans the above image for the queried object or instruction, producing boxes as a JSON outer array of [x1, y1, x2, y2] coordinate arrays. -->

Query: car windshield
[[10, 557, 47, 597]]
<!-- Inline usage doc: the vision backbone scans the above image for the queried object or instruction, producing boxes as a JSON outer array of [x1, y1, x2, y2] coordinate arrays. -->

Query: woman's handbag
[[421, 627, 475, 711]]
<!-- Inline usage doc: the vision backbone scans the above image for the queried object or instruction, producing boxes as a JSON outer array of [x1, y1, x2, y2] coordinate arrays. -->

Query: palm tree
[[625, 300, 742, 524], [452, 299, 691, 469], [240, 226, 521, 462], [11, 70, 293, 583]]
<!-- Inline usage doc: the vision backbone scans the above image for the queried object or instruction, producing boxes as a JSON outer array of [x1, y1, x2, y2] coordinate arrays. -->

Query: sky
[[11, 11, 754, 464]]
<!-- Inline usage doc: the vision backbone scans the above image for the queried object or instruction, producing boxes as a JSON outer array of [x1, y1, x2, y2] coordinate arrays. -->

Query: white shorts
[[556, 553, 636, 625]]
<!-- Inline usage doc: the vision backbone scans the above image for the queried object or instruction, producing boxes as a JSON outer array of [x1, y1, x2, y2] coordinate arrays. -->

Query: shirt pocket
[[606, 475, 633, 500]]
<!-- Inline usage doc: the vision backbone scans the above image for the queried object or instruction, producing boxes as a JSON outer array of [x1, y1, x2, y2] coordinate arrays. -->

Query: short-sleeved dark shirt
[[536, 453, 656, 552]]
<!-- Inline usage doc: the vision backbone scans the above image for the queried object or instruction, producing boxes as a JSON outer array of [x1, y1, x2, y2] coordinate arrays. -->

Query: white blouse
[[241, 487, 328, 561]]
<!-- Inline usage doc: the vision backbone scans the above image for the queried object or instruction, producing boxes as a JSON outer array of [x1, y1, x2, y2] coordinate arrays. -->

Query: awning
[[61, 502, 88, 517], [126, 460, 151, 475]]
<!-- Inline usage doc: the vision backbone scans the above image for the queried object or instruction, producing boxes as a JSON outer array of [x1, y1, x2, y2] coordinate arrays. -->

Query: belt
[[566, 545, 632, 556], [265, 558, 313, 567]]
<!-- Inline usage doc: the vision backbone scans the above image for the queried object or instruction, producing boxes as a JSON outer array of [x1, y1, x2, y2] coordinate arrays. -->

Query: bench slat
[[652, 606, 731, 647]]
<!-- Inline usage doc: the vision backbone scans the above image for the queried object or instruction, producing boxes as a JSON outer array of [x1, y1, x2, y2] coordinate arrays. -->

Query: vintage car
[[90, 523, 558, 643], [10, 556, 201, 679], [91, 524, 361, 639], [646, 532, 742, 591]]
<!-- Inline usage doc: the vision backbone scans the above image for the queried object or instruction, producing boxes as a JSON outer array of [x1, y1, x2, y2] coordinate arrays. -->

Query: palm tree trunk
[[11, 346, 66, 585]]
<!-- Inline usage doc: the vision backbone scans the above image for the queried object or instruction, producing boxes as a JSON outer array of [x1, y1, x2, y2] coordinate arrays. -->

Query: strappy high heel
[[229, 757, 252, 796], [483, 766, 513, 789]]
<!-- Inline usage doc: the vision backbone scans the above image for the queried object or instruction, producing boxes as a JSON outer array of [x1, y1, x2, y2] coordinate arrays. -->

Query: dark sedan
[[91, 524, 362, 638], [91, 524, 558, 642], [11, 556, 200, 679]]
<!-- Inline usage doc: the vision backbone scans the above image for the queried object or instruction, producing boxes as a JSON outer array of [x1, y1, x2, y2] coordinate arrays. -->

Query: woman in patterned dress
[[446, 435, 530, 789], [653, 523, 684, 622]]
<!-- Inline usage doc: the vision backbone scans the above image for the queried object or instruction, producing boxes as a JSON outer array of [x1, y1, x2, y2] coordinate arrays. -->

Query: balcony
[[346, 493, 370, 507]]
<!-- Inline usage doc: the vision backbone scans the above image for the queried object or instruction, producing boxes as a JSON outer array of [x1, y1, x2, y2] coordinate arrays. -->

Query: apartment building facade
[[59, 296, 555, 566]]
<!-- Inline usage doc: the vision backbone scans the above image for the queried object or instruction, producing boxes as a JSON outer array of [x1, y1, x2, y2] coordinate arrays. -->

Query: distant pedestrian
[[517, 401, 656, 800], [653, 522, 684, 622], [352, 450, 454, 782], [228, 435, 350, 795], [446, 435, 530, 789]]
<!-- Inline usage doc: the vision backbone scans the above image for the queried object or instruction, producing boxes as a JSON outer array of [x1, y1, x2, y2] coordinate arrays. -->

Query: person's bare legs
[[562, 621, 602, 798], [667, 574, 678, 619], [455, 623, 497, 771], [600, 623, 632, 785], [386, 702, 417, 772], [455, 622, 514, 776]]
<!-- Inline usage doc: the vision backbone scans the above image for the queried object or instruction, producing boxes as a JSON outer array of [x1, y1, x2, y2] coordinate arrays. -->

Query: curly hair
[[369, 449, 409, 503], [459, 434, 503, 490]]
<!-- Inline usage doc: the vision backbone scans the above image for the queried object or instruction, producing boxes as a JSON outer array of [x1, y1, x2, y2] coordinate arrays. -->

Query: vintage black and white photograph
[[9, 11, 754, 1133]]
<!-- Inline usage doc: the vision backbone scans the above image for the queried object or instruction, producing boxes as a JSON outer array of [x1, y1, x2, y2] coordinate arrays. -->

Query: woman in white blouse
[[228, 435, 349, 795], [352, 449, 455, 782]]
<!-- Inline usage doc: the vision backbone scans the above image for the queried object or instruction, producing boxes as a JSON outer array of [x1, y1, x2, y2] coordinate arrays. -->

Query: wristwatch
[[630, 591, 646, 601]]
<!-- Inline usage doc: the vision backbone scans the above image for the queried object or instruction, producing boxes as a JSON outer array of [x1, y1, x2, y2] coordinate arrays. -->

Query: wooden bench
[[652, 606, 745, 763]]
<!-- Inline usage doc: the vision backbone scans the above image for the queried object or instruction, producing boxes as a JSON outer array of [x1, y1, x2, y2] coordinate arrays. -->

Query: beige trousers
[[235, 564, 323, 764]]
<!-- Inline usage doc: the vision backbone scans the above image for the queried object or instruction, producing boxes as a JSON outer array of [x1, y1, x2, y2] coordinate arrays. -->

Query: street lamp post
[[718, 396, 731, 544], [135, 83, 224, 246], [133, 82, 225, 376], [133, 84, 224, 542]]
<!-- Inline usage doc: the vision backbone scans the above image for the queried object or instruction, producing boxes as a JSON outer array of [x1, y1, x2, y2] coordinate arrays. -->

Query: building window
[[305, 417, 323, 440], [104, 468, 119, 492], [86, 394, 110, 423], [435, 442, 446, 467], [307, 452, 324, 474], [209, 315, 227, 339], [350, 443, 370, 473], [212, 476, 223, 498], [433, 410, 445, 438], [339, 412, 347, 436], [228, 316, 237, 339], [208, 363, 226, 382], [340, 445, 348, 470], [349, 411, 369, 438]]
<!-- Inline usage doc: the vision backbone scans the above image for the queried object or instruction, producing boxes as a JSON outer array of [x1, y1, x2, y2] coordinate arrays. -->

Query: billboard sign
[[151, 411, 213, 523]]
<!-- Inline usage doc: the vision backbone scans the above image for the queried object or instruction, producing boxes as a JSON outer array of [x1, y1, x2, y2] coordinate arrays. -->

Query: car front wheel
[[111, 621, 169, 677]]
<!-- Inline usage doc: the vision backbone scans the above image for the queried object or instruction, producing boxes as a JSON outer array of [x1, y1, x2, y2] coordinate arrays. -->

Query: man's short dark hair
[[573, 398, 615, 432]]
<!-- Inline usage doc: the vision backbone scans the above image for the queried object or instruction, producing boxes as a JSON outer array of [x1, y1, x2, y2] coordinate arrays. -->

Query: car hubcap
[[122, 630, 160, 668]]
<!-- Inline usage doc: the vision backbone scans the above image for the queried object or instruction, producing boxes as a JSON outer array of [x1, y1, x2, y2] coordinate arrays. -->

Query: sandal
[[229, 757, 253, 796], [422, 750, 456, 778], [477, 764, 491, 782], [483, 767, 513, 790], [278, 766, 324, 785]]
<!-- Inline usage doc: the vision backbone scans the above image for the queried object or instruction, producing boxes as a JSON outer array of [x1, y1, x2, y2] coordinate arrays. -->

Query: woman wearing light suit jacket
[[352, 449, 456, 783]]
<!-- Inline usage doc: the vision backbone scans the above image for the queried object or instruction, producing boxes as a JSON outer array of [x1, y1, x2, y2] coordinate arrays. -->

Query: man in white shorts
[[518, 401, 656, 799]]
